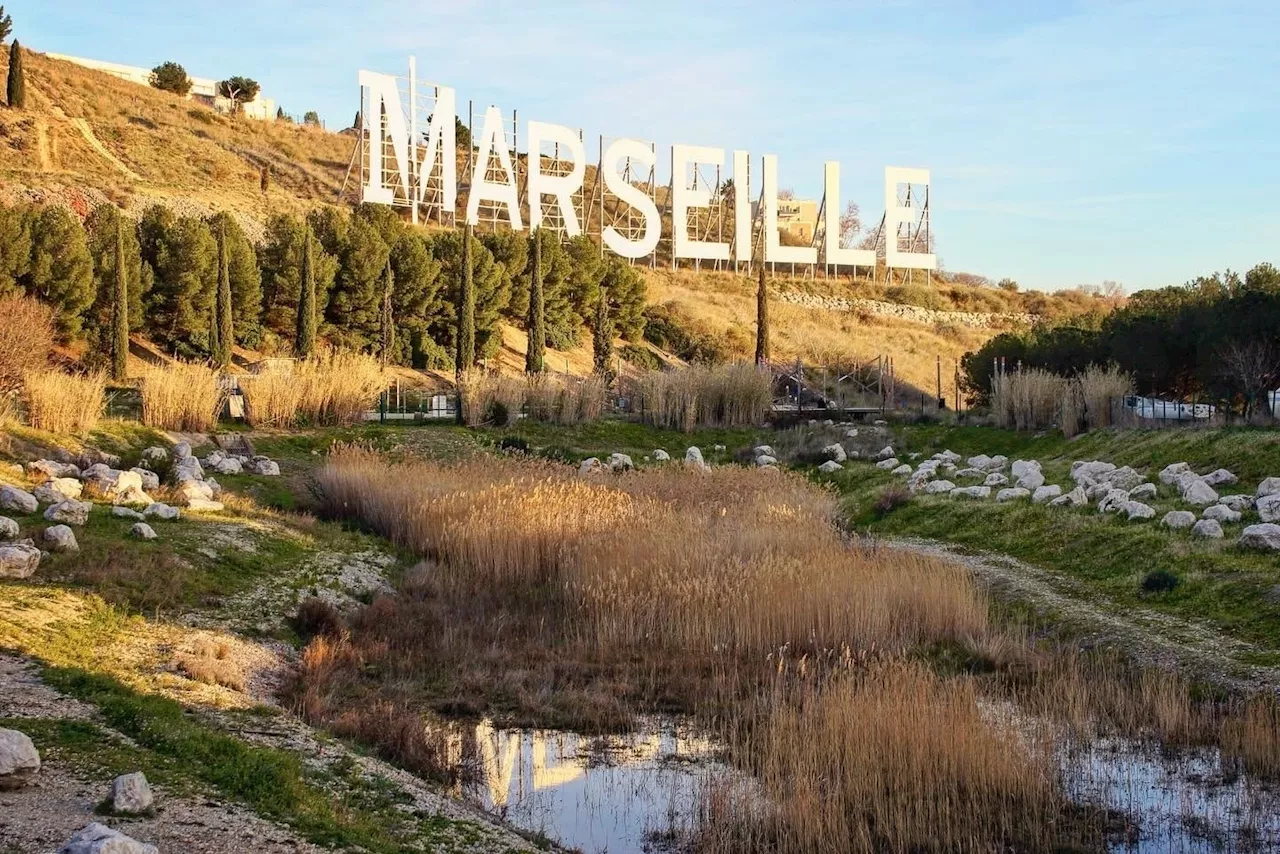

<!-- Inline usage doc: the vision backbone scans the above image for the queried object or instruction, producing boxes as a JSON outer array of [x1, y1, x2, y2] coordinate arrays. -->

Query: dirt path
[[879, 536, 1280, 695], [48, 106, 142, 182], [33, 117, 51, 171]]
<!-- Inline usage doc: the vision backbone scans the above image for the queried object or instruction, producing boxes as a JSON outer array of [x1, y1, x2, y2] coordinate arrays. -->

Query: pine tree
[[457, 223, 475, 373], [6, 40, 23, 109], [380, 258, 394, 366], [111, 220, 129, 382], [24, 206, 94, 339], [296, 225, 317, 358], [755, 262, 770, 365], [525, 229, 545, 373], [213, 224, 233, 366], [593, 281, 614, 378]]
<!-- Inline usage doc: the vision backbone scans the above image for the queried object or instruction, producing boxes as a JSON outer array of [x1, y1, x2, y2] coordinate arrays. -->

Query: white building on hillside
[[45, 53, 276, 120]]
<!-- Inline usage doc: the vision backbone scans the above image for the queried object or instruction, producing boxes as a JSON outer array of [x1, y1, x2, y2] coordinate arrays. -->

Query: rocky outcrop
[[775, 289, 1035, 329]]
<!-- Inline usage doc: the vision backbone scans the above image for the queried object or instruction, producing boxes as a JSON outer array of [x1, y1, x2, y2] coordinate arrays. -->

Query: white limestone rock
[[1010, 459, 1041, 479], [1072, 460, 1116, 482], [1127, 483, 1158, 501], [1219, 494, 1254, 512], [685, 447, 705, 467], [1191, 519, 1224, 539], [950, 485, 991, 500], [954, 468, 986, 480], [141, 446, 169, 464], [1049, 486, 1088, 508], [1162, 510, 1197, 530], [110, 772, 154, 814], [934, 450, 961, 463], [248, 458, 281, 476], [818, 460, 844, 474], [983, 472, 1009, 487], [923, 480, 956, 495], [822, 443, 847, 463], [891, 464, 913, 476], [0, 728, 40, 789], [1158, 462, 1192, 485], [27, 459, 80, 480], [1203, 468, 1238, 487], [875, 458, 901, 471], [33, 478, 83, 505], [44, 500, 90, 526], [1181, 479, 1219, 507], [753, 445, 775, 458], [58, 822, 159, 854], [43, 524, 79, 553], [0, 485, 38, 515], [0, 542, 40, 579], [1101, 466, 1144, 491], [1123, 501, 1156, 520], [844, 428, 859, 439], [608, 453, 634, 472], [876, 445, 896, 461], [130, 468, 161, 491], [1255, 493, 1280, 523], [755, 455, 778, 467], [1017, 470, 1046, 491], [142, 503, 180, 521], [579, 458, 604, 476], [1256, 477, 1280, 499], [130, 523, 157, 540], [213, 457, 243, 475], [112, 506, 145, 521], [0, 516, 16, 540], [997, 487, 1030, 502], [185, 498, 225, 512], [652, 449, 670, 462], [1032, 484, 1063, 504], [1097, 489, 1131, 514], [1239, 524, 1280, 551], [1202, 504, 1242, 524]]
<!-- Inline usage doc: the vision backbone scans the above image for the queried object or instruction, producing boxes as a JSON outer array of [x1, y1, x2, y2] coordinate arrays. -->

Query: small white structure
[[46, 53, 276, 120]]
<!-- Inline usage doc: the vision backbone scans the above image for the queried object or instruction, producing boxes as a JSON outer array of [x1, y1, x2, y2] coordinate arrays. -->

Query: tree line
[[0, 200, 647, 377], [962, 262, 1280, 415]]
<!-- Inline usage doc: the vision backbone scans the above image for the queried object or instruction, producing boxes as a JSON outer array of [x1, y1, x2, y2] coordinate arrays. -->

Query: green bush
[[1141, 568, 1180, 594]]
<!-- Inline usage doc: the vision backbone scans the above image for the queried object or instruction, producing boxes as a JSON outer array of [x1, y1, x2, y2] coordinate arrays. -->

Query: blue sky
[[19, 0, 1280, 291]]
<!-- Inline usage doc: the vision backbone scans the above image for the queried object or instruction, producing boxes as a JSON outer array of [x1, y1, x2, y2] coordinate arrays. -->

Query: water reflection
[[460, 718, 728, 854]]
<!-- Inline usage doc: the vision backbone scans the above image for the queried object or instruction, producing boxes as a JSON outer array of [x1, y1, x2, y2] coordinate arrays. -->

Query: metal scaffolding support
[[589, 135, 658, 267]]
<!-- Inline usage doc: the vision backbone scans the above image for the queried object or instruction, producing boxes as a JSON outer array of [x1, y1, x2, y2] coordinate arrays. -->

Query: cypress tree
[[295, 225, 317, 357], [111, 220, 129, 382], [213, 224, 233, 366], [6, 41, 24, 110], [380, 258, 394, 366], [525, 229, 545, 373], [592, 282, 614, 377], [208, 296, 220, 363], [754, 262, 770, 365], [457, 223, 475, 373]]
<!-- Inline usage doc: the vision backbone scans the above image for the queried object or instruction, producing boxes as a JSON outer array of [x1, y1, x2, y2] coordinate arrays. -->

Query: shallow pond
[[459, 717, 1280, 854]]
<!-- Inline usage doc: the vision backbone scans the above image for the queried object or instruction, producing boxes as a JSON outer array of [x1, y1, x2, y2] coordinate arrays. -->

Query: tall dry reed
[[241, 352, 385, 427], [23, 370, 106, 434], [634, 363, 772, 432], [316, 447, 987, 659], [991, 367, 1066, 431], [140, 362, 225, 432], [697, 661, 1068, 854], [459, 371, 607, 427]]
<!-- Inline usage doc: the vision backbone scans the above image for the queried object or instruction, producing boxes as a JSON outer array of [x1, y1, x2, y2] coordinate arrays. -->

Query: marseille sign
[[358, 60, 935, 270]]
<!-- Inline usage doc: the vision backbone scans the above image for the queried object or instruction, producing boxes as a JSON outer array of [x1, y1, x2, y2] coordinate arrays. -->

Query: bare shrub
[[175, 636, 246, 691], [23, 371, 106, 434], [0, 296, 54, 395], [241, 351, 385, 427], [140, 362, 225, 431], [292, 597, 344, 642], [634, 363, 771, 432]]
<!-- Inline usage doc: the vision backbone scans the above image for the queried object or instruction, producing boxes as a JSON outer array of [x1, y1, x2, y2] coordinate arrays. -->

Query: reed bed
[[315, 447, 987, 657], [140, 362, 225, 432], [634, 363, 772, 432], [697, 661, 1068, 854], [994, 364, 1133, 435], [459, 371, 607, 427], [22, 370, 106, 434], [240, 352, 385, 427]]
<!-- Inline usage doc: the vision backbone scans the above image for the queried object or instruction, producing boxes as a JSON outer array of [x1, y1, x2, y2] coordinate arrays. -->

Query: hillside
[[0, 46, 1119, 395]]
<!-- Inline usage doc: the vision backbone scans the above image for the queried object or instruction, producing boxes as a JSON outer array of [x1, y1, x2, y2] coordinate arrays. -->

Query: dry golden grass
[[22, 370, 106, 434], [140, 362, 224, 432], [174, 636, 247, 692], [633, 363, 772, 432], [240, 351, 385, 427], [991, 367, 1066, 431]]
